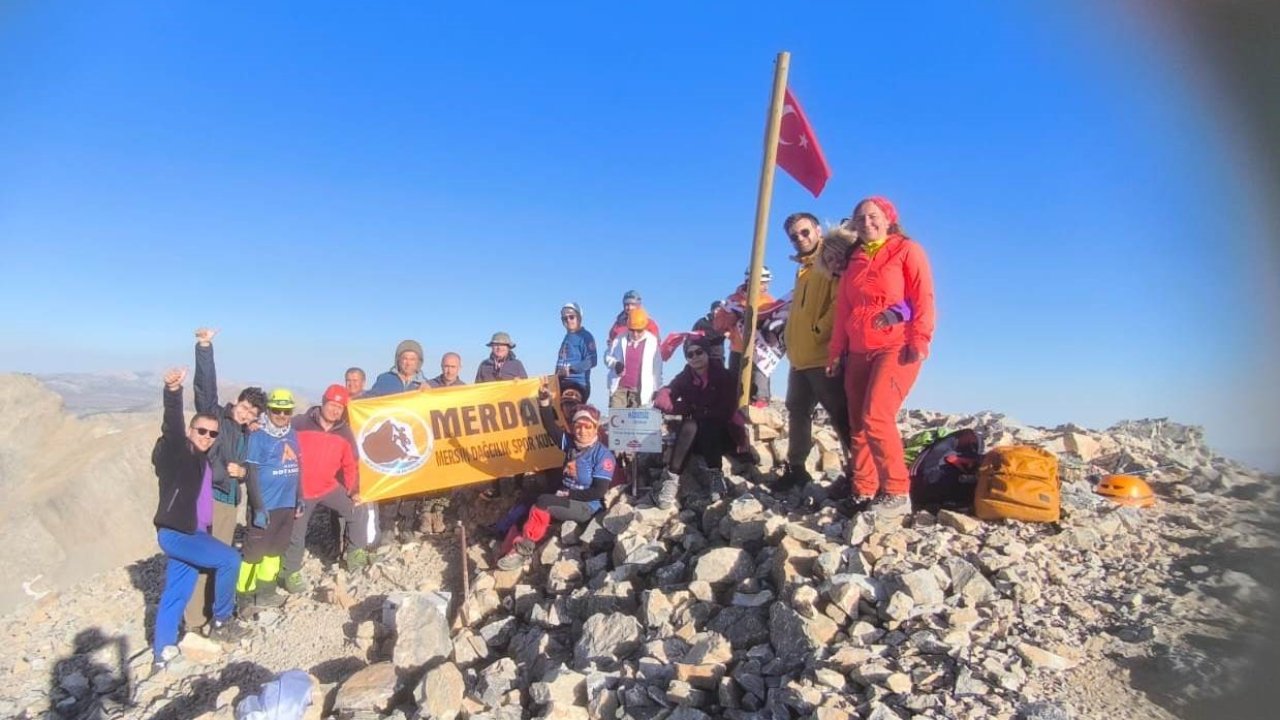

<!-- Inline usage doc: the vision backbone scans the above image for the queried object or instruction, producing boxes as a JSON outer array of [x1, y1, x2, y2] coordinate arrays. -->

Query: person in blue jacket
[[237, 388, 303, 606], [556, 302, 598, 401]]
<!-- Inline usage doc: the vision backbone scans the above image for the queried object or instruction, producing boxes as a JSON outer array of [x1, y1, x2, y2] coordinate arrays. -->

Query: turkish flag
[[776, 87, 831, 197]]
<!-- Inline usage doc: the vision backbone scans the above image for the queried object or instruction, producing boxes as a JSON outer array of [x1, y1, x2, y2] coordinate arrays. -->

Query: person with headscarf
[[825, 196, 935, 516]]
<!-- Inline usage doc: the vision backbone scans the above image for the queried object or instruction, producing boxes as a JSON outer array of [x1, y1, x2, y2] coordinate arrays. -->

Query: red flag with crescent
[[776, 87, 831, 197]]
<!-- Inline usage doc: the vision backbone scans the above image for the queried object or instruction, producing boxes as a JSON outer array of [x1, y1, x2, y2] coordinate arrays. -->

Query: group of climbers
[[147, 193, 936, 666]]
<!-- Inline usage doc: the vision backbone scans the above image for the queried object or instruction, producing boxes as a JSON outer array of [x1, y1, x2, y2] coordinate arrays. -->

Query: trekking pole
[[457, 520, 469, 601]]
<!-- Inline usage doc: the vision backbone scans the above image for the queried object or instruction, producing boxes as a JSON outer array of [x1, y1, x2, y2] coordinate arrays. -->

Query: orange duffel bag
[[974, 445, 1060, 522]]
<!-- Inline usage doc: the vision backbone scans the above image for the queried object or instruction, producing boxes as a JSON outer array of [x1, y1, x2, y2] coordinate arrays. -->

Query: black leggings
[[668, 417, 728, 475], [521, 472, 597, 523]]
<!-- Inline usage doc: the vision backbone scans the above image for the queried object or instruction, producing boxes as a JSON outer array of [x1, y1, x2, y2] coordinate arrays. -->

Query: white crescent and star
[[777, 103, 808, 148]]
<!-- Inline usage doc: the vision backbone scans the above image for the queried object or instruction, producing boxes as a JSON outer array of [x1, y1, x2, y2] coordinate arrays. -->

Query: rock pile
[[4, 405, 1276, 719]]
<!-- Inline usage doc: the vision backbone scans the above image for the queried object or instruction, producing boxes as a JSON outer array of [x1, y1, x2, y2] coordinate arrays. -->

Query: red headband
[[857, 196, 899, 226]]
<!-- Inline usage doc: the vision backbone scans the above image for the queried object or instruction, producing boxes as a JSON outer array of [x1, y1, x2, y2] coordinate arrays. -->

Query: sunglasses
[[193, 427, 220, 438], [269, 408, 293, 416], [561, 314, 578, 321], [685, 348, 706, 358], [787, 228, 813, 241], [572, 421, 598, 430]]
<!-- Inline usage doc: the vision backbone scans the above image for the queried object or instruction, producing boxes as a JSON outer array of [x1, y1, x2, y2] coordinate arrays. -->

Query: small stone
[[1016, 642, 1077, 671], [885, 672, 912, 694], [574, 613, 642, 670], [177, 632, 224, 665], [692, 547, 754, 585], [938, 509, 982, 534], [334, 662, 400, 713]]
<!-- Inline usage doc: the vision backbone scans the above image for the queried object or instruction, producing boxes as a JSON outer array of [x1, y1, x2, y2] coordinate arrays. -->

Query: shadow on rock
[[126, 553, 167, 646], [148, 660, 274, 720], [47, 627, 135, 720]]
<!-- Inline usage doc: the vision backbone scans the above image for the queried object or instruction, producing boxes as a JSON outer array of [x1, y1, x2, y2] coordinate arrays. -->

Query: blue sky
[[1, 2, 1276, 470]]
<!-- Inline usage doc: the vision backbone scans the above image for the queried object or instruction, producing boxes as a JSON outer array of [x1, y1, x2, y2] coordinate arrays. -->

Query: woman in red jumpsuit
[[825, 196, 935, 514]]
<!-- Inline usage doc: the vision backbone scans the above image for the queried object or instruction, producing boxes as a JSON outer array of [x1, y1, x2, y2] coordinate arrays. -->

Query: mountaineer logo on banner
[[347, 378, 565, 502]]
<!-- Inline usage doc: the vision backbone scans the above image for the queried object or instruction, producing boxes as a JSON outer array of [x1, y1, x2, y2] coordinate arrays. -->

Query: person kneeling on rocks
[[496, 397, 616, 571], [151, 368, 251, 669], [651, 336, 752, 509]]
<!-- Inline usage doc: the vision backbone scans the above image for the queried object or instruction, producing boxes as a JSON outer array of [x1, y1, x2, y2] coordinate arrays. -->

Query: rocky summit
[[2, 404, 1277, 719]]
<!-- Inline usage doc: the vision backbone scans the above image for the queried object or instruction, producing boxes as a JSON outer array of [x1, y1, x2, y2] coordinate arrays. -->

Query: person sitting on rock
[[150, 368, 251, 669], [496, 396, 616, 571], [238, 388, 304, 606], [652, 336, 754, 509]]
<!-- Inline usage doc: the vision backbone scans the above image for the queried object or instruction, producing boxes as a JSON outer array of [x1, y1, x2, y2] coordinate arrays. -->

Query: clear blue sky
[[2, 2, 1277, 470]]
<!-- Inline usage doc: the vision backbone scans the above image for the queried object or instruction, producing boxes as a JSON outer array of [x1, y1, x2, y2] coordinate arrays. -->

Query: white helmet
[[744, 266, 772, 282]]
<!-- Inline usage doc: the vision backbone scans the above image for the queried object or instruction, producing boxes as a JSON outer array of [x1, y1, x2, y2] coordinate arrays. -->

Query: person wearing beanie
[[366, 338, 431, 540], [556, 302, 598, 401], [691, 300, 728, 368], [496, 393, 616, 571], [368, 339, 428, 396], [826, 196, 935, 517], [605, 306, 663, 409], [237, 387, 302, 608], [607, 290, 660, 344], [281, 384, 372, 593], [475, 332, 528, 383]]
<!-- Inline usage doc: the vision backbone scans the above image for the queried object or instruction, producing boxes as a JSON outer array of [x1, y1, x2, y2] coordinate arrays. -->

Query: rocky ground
[[2, 407, 1277, 719]]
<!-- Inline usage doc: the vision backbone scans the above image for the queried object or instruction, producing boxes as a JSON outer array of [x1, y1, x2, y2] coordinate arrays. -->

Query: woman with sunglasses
[[556, 302, 598, 401], [237, 388, 304, 607], [825, 196, 936, 515], [651, 336, 748, 509]]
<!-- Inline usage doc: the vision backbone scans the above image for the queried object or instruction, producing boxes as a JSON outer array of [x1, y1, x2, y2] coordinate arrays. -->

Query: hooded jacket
[[292, 406, 359, 500], [828, 230, 935, 360], [784, 242, 839, 370]]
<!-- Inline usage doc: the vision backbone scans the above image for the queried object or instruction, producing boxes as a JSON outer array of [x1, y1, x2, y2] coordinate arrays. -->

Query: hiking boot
[[867, 493, 911, 518], [252, 584, 287, 609], [208, 617, 252, 645], [773, 464, 813, 493], [344, 547, 370, 571], [653, 472, 680, 510], [279, 571, 308, 595], [707, 471, 729, 503], [496, 538, 535, 571]]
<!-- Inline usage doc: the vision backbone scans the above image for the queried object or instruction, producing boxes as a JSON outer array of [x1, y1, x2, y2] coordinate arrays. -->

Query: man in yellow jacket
[[779, 212, 851, 492]]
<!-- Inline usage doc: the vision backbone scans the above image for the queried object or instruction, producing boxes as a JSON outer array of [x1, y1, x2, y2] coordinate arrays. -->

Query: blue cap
[[622, 290, 641, 303]]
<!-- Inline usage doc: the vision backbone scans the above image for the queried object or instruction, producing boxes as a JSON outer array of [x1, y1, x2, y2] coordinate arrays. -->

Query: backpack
[[973, 445, 1060, 523], [909, 429, 985, 510], [903, 427, 951, 466]]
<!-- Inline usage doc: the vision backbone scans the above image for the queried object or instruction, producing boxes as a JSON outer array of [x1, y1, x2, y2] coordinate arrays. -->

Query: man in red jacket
[[281, 384, 370, 592]]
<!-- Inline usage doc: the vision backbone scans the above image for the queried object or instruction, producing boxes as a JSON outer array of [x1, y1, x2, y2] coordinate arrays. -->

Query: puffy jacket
[[292, 406, 359, 500], [152, 387, 207, 534], [784, 246, 838, 370], [828, 233, 935, 360]]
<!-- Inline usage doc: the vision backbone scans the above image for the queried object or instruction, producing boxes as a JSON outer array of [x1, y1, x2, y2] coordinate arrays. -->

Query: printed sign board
[[606, 408, 664, 453]]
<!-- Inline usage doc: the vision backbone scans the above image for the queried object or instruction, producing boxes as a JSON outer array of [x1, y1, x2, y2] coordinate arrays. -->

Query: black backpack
[[909, 428, 985, 510]]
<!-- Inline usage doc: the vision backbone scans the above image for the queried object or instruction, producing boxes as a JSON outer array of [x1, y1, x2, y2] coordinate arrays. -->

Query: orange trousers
[[843, 347, 922, 498]]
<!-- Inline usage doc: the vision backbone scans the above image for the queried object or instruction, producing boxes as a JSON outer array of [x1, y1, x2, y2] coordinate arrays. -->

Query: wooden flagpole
[[739, 51, 790, 409]]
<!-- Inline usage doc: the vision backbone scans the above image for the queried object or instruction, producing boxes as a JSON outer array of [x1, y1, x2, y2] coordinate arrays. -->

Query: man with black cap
[[475, 332, 528, 383], [607, 290, 660, 344], [692, 301, 728, 368], [282, 384, 371, 593]]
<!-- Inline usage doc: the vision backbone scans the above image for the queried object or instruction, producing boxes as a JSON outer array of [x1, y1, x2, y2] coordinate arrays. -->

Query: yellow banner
[[347, 378, 565, 502]]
